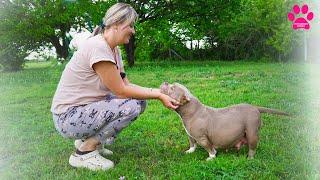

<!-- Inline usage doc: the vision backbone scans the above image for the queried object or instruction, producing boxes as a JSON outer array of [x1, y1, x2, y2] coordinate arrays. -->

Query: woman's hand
[[152, 88, 180, 109], [158, 93, 180, 110]]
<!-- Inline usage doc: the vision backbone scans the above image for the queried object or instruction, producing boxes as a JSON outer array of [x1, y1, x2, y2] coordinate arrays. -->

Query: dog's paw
[[247, 156, 254, 160], [185, 147, 196, 154], [206, 155, 216, 161], [206, 153, 216, 161]]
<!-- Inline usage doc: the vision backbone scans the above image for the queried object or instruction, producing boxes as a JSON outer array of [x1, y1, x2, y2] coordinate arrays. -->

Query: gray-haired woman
[[51, 3, 179, 171]]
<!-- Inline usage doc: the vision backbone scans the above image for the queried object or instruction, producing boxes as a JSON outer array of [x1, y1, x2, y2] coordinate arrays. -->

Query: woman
[[51, 3, 179, 171]]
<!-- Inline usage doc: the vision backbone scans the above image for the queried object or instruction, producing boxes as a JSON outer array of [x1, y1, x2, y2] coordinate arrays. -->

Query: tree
[[0, 0, 114, 71], [0, 43, 28, 71], [0, 0, 299, 71], [118, 0, 172, 66], [210, 0, 300, 60]]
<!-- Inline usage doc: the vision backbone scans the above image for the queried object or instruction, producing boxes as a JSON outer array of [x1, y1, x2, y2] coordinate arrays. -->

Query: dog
[[160, 82, 289, 160]]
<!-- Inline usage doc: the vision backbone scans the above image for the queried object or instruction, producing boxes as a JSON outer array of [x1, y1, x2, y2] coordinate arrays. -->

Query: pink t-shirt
[[51, 34, 124, 114]]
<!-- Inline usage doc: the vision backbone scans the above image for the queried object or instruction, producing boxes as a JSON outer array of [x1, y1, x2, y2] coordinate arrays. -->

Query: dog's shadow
[[107, 136, 250, 164], [104, 136, 187, 164]]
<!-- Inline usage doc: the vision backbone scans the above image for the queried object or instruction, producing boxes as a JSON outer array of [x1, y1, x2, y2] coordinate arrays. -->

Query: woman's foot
[[69, 150, 114, 171], [75, 139, 113, 156]]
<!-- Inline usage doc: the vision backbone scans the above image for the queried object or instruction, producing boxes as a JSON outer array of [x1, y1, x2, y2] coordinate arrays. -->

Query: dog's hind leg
[[246, 127, 259, 159], [185, 136, 197, 154]]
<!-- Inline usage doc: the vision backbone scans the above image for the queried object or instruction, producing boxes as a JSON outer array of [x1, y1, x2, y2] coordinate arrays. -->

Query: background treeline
[[0, 0, 302, 71]]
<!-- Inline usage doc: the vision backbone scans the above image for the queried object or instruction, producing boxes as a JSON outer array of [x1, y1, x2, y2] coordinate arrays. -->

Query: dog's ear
[[180, 94, 191, 104], [184, 94, 191, 102]]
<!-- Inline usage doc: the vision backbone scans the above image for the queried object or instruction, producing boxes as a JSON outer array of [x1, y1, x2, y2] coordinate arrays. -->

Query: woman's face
[[116, 21, 135, 44]]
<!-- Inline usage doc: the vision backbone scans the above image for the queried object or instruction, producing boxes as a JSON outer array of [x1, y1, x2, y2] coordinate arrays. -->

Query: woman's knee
[[124, 99, 147, 116], [118, 100, 146, 123], [138, 100, 147, 114]]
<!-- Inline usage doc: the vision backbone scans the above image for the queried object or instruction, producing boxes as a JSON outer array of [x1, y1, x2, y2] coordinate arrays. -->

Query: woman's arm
[[123, 77, 130, 85], [93, 61, 179, 109]]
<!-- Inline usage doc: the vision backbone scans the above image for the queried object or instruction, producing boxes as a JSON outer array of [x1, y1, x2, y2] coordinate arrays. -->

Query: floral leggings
[[52, 94, 147, 145]]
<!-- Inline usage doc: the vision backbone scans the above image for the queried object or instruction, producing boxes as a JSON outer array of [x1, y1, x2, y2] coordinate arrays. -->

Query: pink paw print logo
[[288, 4, 314, 30]]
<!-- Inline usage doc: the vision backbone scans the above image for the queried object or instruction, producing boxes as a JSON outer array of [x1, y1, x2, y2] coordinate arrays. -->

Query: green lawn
[[0, 60, 319, 179]]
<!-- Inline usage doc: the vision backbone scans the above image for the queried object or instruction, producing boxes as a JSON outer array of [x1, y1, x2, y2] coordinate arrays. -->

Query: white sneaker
[[69, 150, 114, 171], [74, 139, 84, 149], [74, 139, 113, 156]]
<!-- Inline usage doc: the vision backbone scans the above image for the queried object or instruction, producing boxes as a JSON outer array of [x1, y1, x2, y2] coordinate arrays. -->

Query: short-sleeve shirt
[[51, 34, 124, 114]]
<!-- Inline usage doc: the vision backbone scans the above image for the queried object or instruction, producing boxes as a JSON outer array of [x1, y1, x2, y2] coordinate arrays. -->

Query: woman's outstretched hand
[[159, 93, 180, 110]]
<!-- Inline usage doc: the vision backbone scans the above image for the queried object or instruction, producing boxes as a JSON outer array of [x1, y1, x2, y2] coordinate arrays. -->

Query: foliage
[[215, 0, 301, 60], [132, 0, 299, 62], [0, 0, 114, 71], [135, 19, 188, 61], [0, 43, 27, 71], [0, 0, 302, 71]]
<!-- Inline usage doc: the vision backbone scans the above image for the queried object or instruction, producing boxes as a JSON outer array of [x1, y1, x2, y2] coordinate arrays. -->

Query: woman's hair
[[92, 3, 138, 36]]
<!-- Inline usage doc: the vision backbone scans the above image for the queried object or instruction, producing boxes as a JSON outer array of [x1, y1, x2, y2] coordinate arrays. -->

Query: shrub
[[0, 43, 27, 72]]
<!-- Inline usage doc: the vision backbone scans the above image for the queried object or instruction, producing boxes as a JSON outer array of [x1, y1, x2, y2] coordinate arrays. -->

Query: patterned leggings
[[52, 94, 147, 145]]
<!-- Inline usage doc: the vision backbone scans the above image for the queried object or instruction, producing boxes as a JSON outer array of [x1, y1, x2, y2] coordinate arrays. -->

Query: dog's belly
[[208, 126, 246, 149], [214, 135, 246, 149]]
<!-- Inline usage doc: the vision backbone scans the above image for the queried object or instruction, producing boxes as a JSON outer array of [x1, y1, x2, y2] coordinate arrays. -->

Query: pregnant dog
[[160, 82, 289, 160]]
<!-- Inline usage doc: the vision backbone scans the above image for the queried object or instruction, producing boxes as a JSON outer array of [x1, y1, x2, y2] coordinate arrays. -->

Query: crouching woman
[[51, 3, 178, 171]]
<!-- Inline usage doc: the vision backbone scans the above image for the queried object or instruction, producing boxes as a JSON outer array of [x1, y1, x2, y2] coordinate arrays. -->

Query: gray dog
[[160, 82, 289, 160]]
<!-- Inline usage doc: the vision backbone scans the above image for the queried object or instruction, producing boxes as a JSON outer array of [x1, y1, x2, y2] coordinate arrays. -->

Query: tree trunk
[[124, 35, 135, 67], [49, 36, 69, 59]]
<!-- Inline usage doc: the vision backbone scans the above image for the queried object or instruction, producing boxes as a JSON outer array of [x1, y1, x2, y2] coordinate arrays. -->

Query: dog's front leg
[[185, 136, 197, 153]]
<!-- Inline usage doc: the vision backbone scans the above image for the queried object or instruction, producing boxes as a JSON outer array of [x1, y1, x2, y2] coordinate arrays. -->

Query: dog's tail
[[255, 106, 290, 116]]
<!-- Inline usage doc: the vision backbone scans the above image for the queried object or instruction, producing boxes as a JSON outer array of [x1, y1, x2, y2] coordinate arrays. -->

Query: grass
[[0, 60, 319, 179]]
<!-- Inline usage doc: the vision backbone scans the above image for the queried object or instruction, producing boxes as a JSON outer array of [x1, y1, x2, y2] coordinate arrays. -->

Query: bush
[[0, 43, 27, 72]]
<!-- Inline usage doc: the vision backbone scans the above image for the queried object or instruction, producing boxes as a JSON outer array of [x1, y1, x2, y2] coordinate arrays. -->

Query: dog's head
[[160, 82, 191, 105]]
